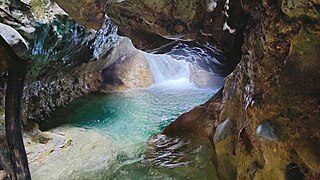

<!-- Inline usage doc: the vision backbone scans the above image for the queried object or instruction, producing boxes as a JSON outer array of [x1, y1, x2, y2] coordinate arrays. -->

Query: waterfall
[[143, 43, 226, 89], [143, 53, 193, 87]]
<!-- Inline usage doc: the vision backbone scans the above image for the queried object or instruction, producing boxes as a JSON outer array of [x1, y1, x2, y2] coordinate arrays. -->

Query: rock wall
[[215, 0, 319, 179], [55, 0, 248, 70], [23, 61, 103, 123], [165, 0, 320, 179]]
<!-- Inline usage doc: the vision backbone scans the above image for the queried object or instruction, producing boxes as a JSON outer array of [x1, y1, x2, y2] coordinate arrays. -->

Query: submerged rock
[[255, 121, 278, 142], [25, 127, 116, 180], [213, 118, 235, 144]]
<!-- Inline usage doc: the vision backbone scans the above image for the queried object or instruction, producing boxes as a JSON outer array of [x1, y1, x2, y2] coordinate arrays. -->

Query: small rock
[[214, 118, 234, 144], [255, 121, 278, 141], [38, 136, 51, 144]]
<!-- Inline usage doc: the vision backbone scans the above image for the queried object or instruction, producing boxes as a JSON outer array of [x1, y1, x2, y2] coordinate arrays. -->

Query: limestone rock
[[189, 65, 225, 88], [296, 140, 320, 173], [213, 118, 234, 144], [0, 23, 28, 56], [25, 127, 117, 179], [255, 121, 278, 142], [163, 89, 223, 138], [0, 170, 6, 180], [102, 51, 154, 91], [55, 0, 106, 29], [55, 0, 247, 70], [100, 37, 154, 91]]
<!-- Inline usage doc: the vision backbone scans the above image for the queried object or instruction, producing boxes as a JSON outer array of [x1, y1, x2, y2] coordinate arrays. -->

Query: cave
[[0, 0, 319, 180]]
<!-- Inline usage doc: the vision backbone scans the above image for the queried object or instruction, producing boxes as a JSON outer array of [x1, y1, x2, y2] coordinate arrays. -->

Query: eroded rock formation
[[0, 0, 319, 179], [55, 0, 247, 69], [101, 38, 154, 91], [164, 0, 320, 179], [70, 0, 318, 179]]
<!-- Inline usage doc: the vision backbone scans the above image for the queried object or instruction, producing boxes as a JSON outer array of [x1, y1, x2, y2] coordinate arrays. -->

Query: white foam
[[144, 53, 192, 85]]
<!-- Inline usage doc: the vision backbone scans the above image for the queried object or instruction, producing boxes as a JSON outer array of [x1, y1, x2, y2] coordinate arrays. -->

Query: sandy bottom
[[25, 127, 116, 180]]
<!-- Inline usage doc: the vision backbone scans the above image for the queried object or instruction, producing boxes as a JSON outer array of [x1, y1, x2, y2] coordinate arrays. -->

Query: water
[[167, 43, 226, 75], [144, 53, 191, 84], [39, 42, 223, 179], [41, 86, 219, 179]]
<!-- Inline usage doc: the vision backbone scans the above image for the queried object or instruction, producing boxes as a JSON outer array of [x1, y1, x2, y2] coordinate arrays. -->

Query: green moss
[[281, 0, 319, 19], [30, 0, 51, 19]]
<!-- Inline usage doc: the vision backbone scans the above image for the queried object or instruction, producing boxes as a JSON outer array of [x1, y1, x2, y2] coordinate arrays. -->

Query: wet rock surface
[[0, 23, 29, 56], [189, 65, 224, 88], [213, 118, 234, 144], [255, 121, 278, 142], [56, 0, 247, 69], [101, 37, 154, 91], [214, 0, 320, 179], [163, 89, 223, 138], [24, 127, 116, 180], [160, 0, 320, 179], [102, 51, 154, 91]]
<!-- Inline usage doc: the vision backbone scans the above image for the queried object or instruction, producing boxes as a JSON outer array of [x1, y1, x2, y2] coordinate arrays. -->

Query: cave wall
[[214, 0, 320, 179], [1, 0, 319, 179], [55, 0, 248, 72], [0, 1, 119, 124], [125, 0, 320, 179]]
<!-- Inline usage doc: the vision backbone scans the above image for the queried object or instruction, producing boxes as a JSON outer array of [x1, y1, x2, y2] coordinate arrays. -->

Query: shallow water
[[41, 85, 219, 179]]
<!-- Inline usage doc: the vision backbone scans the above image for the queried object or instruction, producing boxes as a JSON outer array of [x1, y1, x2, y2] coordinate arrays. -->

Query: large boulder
[[102, 51, 154, 91], [163, 89, 223, 138], [99, 37, 154, 91]]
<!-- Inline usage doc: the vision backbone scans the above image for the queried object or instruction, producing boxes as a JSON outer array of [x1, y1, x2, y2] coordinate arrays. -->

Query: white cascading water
[[143, 52, 194, 88]]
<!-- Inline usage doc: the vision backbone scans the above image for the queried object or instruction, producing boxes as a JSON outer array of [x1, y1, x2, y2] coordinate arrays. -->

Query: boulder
[[163, 89, 223, 138], [102, 51, 154, 91], [100, 37, 154, 91]]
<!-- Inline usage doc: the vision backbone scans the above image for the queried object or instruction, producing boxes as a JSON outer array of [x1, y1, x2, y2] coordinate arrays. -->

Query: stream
[[38, 83, 219, 179]]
